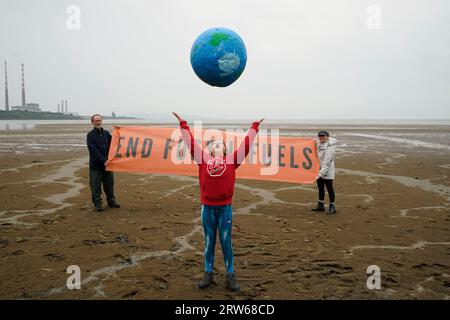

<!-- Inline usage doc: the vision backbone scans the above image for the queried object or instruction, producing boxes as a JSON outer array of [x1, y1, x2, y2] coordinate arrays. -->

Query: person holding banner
[[172, 112, 263, 292], [312, 130, 337, 214], [86, 114, 121, 212]]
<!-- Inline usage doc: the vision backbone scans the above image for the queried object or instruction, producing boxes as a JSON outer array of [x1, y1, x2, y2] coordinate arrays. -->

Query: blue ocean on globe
[[190, 28, 247, 87]]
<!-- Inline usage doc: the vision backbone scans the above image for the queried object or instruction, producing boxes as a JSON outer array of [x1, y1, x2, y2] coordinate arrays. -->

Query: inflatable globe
[[190, 28, 247, 87]]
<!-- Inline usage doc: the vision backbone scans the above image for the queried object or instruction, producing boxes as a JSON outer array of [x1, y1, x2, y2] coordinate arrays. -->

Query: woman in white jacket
[[312, 130, 337, 214]]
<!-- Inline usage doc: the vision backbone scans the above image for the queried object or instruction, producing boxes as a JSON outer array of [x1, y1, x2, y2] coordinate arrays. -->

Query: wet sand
[[0, 123, 449, 299]]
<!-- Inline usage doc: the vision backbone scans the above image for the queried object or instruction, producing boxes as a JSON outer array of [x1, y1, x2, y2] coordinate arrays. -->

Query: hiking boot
[[311, 201, 325, 212], [197, 272, 214, 289], [225, 273, 241, 292], [327, 204, 337, 214], [95, 205, 103, 212]]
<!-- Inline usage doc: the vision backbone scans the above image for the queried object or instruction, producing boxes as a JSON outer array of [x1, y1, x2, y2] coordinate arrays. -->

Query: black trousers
[[317, 178, 335, 203], [89, 169, 116, 207]]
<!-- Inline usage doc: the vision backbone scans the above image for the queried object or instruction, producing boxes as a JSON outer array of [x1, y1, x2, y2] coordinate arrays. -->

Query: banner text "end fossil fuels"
[[106, 126, 319, 184]]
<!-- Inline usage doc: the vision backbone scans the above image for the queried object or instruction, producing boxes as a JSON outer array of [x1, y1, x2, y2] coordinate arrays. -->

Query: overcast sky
[[1, 0, 449, 119]]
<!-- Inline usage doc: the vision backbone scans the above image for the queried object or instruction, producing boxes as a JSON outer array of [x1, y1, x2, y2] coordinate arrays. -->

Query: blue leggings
[[201, 204, 234, 274]]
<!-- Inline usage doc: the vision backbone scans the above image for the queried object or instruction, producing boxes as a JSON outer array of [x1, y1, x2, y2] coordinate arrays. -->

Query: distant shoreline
[[0, 110, 139, 120], [1, 112, 449, 127]]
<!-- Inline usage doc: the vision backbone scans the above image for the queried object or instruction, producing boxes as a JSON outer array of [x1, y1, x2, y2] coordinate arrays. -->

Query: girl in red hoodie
[[172, 112, 263, 291]]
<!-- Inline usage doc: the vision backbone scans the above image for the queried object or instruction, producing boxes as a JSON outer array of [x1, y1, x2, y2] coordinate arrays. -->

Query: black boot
[[197, 272, 214, 289], [311, 201, 325, 212], [95, 205, 103, 212], [226, 273, 241, 292], [327, 204, 337, 214], [108, 201, 121, 208]]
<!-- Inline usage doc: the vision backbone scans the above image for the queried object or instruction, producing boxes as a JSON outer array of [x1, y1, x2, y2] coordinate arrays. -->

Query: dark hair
[[318, 130, 329, 137]]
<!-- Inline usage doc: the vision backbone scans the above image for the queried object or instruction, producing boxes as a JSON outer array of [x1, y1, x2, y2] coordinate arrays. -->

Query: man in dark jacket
[[87, 114, 120, 211]]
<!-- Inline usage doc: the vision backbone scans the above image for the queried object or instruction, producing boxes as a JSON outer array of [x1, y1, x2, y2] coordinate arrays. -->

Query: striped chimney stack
[[21, 63, 26, 107], [4, 61, 9, 111]]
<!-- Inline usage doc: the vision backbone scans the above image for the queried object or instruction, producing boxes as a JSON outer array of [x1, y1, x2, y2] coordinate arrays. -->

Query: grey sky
[[1, 0, 449, 119]]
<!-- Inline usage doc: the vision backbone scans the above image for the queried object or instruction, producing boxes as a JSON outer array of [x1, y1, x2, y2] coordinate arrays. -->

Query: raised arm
[[232, 118, 264, 168], [172, 112, 204, 164]]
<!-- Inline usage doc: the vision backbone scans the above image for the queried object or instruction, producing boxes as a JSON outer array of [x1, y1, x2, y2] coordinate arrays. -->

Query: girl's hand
[[172, 112, 184, 123]]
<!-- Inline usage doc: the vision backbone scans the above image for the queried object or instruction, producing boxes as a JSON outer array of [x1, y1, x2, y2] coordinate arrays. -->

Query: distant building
[[11, 103, 42, 112]]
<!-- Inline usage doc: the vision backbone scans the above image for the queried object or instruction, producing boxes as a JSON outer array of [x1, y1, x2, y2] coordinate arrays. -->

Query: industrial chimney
[[21, 63, 26, 107], [65, 100, 68, 113], [4, 61, 9, 111], [57, 103, 60, 113]]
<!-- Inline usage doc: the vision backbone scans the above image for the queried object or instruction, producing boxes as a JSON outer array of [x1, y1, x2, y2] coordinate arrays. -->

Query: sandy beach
[[0, 122, 449, 299]]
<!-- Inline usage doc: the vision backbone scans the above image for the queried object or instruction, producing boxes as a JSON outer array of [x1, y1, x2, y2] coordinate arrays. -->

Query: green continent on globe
[[209, 32, 229, 46], [190, 27, 247, 87]]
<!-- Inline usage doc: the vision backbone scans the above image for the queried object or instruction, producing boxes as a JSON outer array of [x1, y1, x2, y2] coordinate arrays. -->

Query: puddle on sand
[[0, 157, 88, 226], [345, 133, 450, 151], [347, 241, 450, 255], [0, 123, 35, 131], [337, 168, 450, 201]]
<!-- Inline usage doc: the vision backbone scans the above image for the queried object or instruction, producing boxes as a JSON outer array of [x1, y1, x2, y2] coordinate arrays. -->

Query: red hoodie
[[179, 120, 260, 206]]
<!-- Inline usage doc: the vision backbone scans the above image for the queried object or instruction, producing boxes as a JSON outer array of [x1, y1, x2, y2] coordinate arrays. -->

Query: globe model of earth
[[190, 28, 247, 87]]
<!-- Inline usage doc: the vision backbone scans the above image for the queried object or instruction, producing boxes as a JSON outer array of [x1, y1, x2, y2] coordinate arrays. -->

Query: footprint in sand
[[152, 277, 169, 291]]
